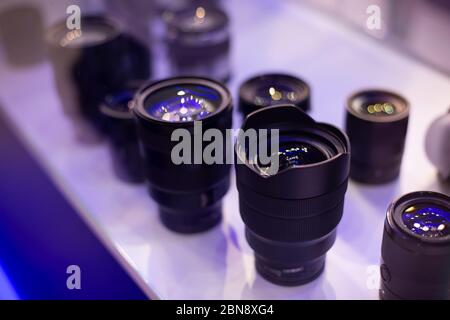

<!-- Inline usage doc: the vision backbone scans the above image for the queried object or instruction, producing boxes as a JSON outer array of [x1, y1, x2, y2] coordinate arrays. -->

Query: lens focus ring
[[240, 198, 344, 242], [237, 181, 348, 219]]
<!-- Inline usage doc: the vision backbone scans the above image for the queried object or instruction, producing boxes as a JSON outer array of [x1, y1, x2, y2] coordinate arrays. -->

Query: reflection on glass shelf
[[0, 264, 18, 300]]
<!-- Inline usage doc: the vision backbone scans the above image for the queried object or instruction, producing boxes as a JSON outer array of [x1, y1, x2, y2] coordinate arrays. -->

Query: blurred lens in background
[[239, 73, 311, 117], [345, 89, 410, 184], [0, 4, 45, 67], [425, 108, 450, 182], [380, 191, 450, 300], [105, 0, 154, 48], [100, 82, 145, 184], [46, 15, 151, 142]]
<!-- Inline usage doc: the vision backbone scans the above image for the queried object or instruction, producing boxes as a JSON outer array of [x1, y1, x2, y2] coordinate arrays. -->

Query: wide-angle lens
[[380, 191, 450, 300], [165, 6, 231, 82], [345, 89, 410, 184], [235, 105, 350, 286], [133, 77, 232, 233], [239, 74, 311, 117]]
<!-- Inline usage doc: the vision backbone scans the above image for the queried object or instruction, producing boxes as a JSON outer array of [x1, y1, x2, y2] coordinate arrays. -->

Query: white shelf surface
[[1, 0, 450, 300]]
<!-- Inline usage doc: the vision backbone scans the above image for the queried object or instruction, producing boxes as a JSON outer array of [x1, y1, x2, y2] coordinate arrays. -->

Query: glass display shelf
[[0, 0, 449, 299]]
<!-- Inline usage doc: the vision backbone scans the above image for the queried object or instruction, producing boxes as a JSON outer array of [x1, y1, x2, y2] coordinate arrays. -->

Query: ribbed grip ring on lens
[[240, 198, 344, 242], [237, 181, 348, 219]]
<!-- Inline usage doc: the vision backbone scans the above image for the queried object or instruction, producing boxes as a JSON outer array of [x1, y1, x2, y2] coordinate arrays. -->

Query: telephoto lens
[[100, 84, 145, 184], [165, 6, 230, 82], [239, 74, 311, 117], [133, 77, 232, 233], [235, 105, 350, 286], [380, 191, 450, 300], [345, 89, 410, 184], [425, 108, 450, 181], [46, 15, 151, 139]]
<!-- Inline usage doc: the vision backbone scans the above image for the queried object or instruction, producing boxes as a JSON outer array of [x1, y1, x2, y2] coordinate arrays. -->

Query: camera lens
[[100, 84, 145, 183], [401, 203, 449, 239], [380, 191, 450, 300], [239, 74, 311, 117], [165, 6, 230, 82], [235, 105, 350, 286], [133, 77, 232, 233], [345, 89, 409, 184], [46, 15, 151, 137]]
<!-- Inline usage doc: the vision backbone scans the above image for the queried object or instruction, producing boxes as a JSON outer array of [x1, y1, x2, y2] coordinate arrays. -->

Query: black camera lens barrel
[[345, 89, 409, 184], [239, 73, 311, 117], [380, 191, 450, 300], [235, 105, 350, 285], [165, 6, 230, 83], [133, 77, 232, 233], [46, 15, 151, 136], [100, 87, 145, 183], [247, 228, 337, 285]]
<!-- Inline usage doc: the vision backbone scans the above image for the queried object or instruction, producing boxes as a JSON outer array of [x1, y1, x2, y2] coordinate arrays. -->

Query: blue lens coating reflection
[[402, 204, 450, 239], [278, 143, 327, 170], [145, 84, 221, 122]]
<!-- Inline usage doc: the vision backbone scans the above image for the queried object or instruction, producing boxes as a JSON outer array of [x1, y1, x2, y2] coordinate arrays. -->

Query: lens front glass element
[[360, 102, 396, 117], [252, 135, 334, 175], [350, 91, 407, 119], [254, 84, 302, 106], [57, 22, 116, 48], [105, 90, 134, 112], [402, 203, 450, 239], [144, 84, 222, 122]]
